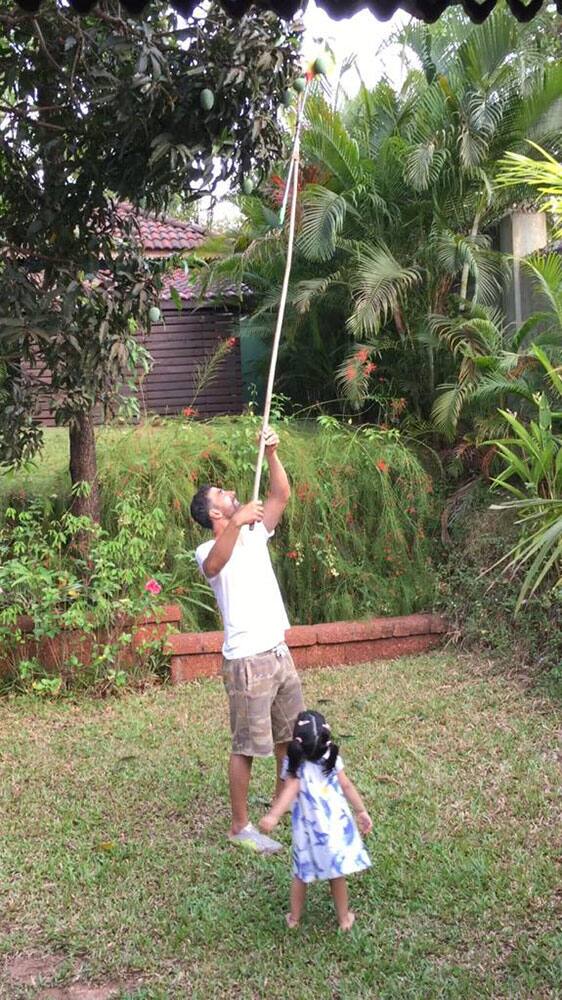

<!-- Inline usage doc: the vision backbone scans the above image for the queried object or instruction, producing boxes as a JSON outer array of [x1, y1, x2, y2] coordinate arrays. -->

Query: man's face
[[207, 486, 240, 522]]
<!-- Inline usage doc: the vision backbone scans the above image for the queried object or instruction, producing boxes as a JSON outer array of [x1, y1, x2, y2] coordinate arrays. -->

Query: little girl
[[259, 709, 372, 931]]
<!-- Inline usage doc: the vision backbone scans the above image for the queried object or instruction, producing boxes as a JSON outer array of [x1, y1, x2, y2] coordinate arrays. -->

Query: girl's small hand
[[357, 810, 373, 835], [259, 813, 277, 834]]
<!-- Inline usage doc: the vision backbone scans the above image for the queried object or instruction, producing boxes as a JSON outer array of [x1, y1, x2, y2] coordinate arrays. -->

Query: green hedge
[[1, 415, 440, 631]]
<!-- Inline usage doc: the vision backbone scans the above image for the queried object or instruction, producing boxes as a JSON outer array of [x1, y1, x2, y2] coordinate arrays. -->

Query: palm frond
[[431, 382, 474, 437], [347, 244, 420, 337], [303, 97, 364, 190], [522, 254, 562, 330], [291, 272, 344, 314], [298, 186, 351, 262]]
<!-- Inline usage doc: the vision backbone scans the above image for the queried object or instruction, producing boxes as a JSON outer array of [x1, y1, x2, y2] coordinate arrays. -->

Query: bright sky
[[302, 0, 409, 94], [205, 2, 411, 225]]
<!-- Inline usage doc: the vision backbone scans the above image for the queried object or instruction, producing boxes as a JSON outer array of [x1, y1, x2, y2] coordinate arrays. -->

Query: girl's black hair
[[287, 710, 339, 778]]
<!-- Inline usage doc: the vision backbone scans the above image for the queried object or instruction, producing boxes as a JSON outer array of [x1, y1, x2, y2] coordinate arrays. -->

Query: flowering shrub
[[0, 494, 170, 693]]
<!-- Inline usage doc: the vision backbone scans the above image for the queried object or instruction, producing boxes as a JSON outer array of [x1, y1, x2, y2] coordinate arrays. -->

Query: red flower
[[344, 365, 356, 383], [356, 348, 370, 364], [145, 578, 162, 596], [286, 550, 298, 560], [226, 337, 237, 348], [376, 460, 389, 473], [182, 406, 197, 418], [305, 69, 314, 81], [364, 362, 377, 376]]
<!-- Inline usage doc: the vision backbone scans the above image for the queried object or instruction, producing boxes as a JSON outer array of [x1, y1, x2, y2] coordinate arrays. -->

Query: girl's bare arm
[[338, 769, 373, 834], [259, 776, 300, 833]]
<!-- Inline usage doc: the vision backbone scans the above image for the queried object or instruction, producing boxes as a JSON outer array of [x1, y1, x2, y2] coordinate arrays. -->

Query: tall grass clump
[[95, 414, 438, 626]]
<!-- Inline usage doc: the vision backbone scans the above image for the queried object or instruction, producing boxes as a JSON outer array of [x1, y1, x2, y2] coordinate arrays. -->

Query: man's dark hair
[[190, 484, 213, 530]]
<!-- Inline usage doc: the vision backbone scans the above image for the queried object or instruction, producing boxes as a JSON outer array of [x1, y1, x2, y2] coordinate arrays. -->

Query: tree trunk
[[459, 210, 482, 311], [69, 411, 100, 523]]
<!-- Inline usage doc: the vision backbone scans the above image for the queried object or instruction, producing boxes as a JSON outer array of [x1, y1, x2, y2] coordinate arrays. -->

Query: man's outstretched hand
[[258, 425, 279, 455]]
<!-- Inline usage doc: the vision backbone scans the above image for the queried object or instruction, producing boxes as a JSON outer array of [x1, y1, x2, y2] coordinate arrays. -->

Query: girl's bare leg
[[330, 877, 355, 930], [286, 876, 307, 928]]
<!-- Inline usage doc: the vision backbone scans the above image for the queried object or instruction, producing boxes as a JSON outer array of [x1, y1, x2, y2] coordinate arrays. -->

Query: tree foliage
[[0, 0, 302, 507]]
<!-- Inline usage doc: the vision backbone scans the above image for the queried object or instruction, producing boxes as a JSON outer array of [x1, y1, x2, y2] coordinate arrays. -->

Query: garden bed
[[0, 604, 181, 678]]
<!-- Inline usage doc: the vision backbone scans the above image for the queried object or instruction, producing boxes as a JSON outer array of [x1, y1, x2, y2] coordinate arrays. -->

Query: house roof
[[161, 267, 242, 304], [117, 203, 205, 253], [12, 0, 559, 24]]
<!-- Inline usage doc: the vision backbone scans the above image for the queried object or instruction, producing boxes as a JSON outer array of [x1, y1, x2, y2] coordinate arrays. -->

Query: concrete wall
[[500, 212, 548, 330]]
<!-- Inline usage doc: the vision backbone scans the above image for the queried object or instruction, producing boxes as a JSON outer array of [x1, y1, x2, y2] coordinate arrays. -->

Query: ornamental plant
[[0, 493, 170, 692]]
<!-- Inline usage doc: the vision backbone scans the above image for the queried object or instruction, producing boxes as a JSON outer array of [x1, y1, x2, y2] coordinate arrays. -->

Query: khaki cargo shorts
[[222, 643, 304, 757]]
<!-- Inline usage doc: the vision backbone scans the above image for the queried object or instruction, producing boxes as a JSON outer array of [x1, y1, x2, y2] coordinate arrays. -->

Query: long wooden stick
[[251, 89, 308, 506]]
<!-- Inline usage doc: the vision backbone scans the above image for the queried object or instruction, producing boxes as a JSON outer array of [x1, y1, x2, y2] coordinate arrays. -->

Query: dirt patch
[[5, 954, 64, 985], [37, 978, 143, 1000]]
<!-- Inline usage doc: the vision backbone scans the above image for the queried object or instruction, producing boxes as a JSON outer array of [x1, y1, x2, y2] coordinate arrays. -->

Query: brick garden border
[[0, 604, 182, 676], [167, 613, 447, 683]]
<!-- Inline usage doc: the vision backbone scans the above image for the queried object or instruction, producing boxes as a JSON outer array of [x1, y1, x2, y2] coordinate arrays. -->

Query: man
[[190, 426, 304, 854]]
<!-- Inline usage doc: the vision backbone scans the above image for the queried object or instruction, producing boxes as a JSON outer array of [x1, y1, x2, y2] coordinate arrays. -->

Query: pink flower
[[356, 348, 370, 364], [226, 337, 237, 348], [145, 578, 162, 596]]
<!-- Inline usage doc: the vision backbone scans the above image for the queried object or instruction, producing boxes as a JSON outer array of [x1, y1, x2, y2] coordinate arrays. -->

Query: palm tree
[[195, 6, 562, 420], [431, 253, 562, 438]]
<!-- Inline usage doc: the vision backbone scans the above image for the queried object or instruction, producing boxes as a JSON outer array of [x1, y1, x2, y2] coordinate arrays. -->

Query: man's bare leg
[[229, 753, 252, 835], [274, 741, 288, 801]]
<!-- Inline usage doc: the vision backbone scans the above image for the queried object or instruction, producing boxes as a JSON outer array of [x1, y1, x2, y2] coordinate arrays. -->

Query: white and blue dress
[[282, 753, 371, 883]]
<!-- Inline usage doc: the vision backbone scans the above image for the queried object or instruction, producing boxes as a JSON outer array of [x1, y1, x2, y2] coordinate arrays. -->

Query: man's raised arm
[[262, 428, 291, 534]]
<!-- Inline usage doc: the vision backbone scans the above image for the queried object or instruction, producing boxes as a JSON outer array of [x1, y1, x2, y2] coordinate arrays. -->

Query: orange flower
[[376, 460, 389, 473]]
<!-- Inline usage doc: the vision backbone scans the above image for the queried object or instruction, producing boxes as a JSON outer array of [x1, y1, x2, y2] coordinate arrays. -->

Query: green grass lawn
[[0, 429, 70, 506], [1, 653, 560, 1000]]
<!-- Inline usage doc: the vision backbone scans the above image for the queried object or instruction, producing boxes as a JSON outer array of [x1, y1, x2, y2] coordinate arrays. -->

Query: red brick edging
[[167, 613, 447, 684]]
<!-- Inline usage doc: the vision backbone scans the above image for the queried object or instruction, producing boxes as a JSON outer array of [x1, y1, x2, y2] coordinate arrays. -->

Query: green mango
[[200, 88, 215, 111], [282, 89, 293, 107], [293, 77, 306, 93], [313, 56, 328, 76], [148, 306, 161, 323]]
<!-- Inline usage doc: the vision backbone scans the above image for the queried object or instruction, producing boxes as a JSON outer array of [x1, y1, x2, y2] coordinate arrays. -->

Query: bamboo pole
[[251, 88, 308, 509]]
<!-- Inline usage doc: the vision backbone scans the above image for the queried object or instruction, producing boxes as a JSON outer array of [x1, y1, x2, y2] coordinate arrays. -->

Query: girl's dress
[[282, 754, 371, 883]]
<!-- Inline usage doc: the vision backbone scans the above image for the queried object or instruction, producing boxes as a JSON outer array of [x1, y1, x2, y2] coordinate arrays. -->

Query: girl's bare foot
[[339, 911, 355, 931], [285, 913, 299, 929]]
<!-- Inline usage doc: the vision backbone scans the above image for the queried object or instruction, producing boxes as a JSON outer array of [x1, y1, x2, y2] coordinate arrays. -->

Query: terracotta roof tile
[[161, 267, 243, 303], [116, 202, 205, 253]]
